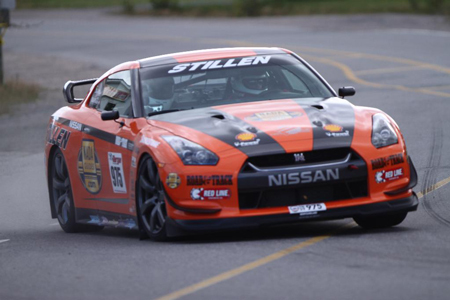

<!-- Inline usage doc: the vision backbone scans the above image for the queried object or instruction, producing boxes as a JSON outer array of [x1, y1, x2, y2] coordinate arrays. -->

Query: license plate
[[288, 203, 326, 214]]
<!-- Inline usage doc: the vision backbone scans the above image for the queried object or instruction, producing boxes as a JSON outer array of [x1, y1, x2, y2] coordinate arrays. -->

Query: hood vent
[[211, 114, 225, 120], [311, 104, 324, 110]]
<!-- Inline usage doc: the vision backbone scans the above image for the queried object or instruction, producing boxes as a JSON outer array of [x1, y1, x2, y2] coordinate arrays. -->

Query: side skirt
[[75, 208, 138, 230]]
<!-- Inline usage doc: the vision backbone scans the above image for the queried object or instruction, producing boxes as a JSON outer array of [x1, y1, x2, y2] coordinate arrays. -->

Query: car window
[[281, 69, 309, 94], [88, 80, 104, 109], [90, 70, 133, 118], [139, 54, 333, 114]]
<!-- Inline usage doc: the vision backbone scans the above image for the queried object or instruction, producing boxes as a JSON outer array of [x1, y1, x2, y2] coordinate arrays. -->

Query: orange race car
[[45, 47, 418, 240]]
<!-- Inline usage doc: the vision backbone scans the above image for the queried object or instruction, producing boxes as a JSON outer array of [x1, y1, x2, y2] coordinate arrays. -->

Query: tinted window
[[88, 80, 104, 109], [139, 54, 333, 116], [89, 70, 133, 117]]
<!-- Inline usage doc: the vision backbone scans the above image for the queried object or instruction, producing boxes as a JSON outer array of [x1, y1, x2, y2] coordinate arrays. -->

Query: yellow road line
[[301, 54, 450, 98], [155, 175, 450, 300], [155, 223, 355, 300], [196, 38, 450, 98], [354, 65, 426, 76], [417, 176, 450, 199], [199, 38, 450, 75], [417, 84, 450, 91], [19, 32, 449, 98], [292, 46, 450, 75]]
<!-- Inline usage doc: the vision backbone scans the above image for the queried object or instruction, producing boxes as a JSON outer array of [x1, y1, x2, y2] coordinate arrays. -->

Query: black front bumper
[[165, 193, 419, 237]]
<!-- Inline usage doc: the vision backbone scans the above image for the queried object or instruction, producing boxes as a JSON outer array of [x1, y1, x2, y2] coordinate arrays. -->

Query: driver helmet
[[231, 69, 269, 95], [143, 77, 175, 112], [147, 76, 174, 100]]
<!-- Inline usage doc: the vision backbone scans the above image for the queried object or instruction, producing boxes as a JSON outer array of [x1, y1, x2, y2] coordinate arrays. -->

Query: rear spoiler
[[63, 78, 98, 103]]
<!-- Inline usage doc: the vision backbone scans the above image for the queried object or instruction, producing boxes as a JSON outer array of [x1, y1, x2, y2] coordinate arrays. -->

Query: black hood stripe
[[149, 107, 286, 157], [295, 99, 355, 150]]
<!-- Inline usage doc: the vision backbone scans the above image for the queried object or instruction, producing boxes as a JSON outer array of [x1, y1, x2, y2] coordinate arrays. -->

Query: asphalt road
[[1, 9, 450, 300]]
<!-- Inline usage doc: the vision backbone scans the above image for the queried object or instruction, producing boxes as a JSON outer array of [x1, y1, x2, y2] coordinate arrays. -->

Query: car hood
[[147, 97, 358, 156]]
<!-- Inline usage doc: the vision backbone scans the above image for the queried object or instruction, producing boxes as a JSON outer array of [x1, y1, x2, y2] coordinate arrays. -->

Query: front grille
[[238, 148, 368, 210], [242, 148, 351, 172], [239, 179, 368, 210]]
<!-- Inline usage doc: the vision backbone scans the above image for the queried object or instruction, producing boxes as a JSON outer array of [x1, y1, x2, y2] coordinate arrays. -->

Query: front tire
[[136, 155, 168, 241], [353, 212, 408, 229], [50, 148, 103, 233]]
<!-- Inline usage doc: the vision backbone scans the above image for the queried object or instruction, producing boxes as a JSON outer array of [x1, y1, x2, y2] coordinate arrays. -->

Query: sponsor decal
[[288, 203, 326, 215], [166, 173, 181, 189], [115, 136, 128, 148], [69, 120, 82, 131], [131, 156, 137, 168], [323, 124, 342, 132], [375, 167, 404, 183], [87, 215, 136, 229], [115, 136, 133, 151], [77, 139, 102, 194], [168, 56, 272, 74], [103, 84, 130, 101], [272, 126, 305, 136], [190, 188, 231, 200], [127, 142, 134, 151], [107, 152, 127, 194], [47, 124, 71, 150], [371, 153, 404, 170], [294, 153, 305, 163], [235, 132, 260, 147], [149, 105, 163, 112], [323, 124, 350, 137], [187, 175, 233, 186], [140, 136, 160, 148], [268, 168, 339, 187], [236, 132, 257, 142], [246, 111, 302, 122]]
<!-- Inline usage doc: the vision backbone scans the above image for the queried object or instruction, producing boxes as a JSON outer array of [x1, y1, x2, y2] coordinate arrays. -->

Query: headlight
[[162, 136, 219, 165], [371, 113, 398, 148]]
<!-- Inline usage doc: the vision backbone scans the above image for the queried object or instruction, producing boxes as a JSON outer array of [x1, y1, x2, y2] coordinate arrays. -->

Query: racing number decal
[[107, 152, 127, 194], [77, 139, 102, 194]]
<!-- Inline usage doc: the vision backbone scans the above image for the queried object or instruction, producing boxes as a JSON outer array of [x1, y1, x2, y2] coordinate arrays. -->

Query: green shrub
[[150, 0, 179, 10], [232, 0, 263, 17]]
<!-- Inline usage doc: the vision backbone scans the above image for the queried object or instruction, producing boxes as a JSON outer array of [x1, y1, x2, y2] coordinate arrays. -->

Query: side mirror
[[338, 86, 356, 98], [101, 110, 120, 121], [63, 78, 97, 103]]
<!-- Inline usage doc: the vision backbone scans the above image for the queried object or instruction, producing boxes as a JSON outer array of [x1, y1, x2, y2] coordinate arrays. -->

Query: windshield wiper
[[147, 109, 185, 117]]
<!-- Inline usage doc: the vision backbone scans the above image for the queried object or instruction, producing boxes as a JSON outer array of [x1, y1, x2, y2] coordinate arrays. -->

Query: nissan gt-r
[[45, 47, 418, 240]]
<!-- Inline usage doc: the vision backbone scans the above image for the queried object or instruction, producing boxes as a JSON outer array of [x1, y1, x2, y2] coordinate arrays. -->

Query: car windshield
[[139, 53, 334, 116]]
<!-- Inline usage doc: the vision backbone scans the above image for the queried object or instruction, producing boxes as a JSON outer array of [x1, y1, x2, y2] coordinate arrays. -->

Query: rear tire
[[353, 212, 408, 229], [50, 148, 103, 233], [136, 155, 168, 241]]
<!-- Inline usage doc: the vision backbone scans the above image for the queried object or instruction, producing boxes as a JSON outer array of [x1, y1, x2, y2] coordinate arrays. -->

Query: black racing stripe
[[54, 117, 72, 127], [85, 198, 129, 204], [139, 55, 179, 68], [253, 48, 287, 55], [150, 108, 285, 157], [51, 116, 134, 151], [294, 98, 355, 150]]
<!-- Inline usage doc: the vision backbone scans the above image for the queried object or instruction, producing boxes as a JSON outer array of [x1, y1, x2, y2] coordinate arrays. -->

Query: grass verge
[[17, 0, 450, 16], [17, 0, 148, 9], [0, 80, 40, 115]]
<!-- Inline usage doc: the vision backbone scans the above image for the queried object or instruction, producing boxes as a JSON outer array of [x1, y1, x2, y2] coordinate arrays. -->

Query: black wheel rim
[[138, 158, 167, 235], [52, 151, 72, 225]]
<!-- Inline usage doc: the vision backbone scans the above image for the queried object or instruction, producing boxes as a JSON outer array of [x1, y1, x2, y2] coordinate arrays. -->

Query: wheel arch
[[47, 145, 60, 219], [134, 151, 153, 235]]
